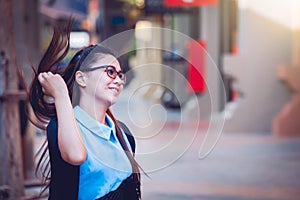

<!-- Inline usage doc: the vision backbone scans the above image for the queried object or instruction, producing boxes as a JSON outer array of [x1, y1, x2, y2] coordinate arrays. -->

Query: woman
[[28, 20, 142, 199]]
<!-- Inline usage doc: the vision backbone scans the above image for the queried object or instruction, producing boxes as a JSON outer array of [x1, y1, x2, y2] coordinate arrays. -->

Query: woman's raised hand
[[38, 72, 69, 101]]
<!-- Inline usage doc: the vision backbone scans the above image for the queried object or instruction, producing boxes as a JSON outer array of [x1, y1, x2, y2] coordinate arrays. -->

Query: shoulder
[[117, 121, 136, 153]]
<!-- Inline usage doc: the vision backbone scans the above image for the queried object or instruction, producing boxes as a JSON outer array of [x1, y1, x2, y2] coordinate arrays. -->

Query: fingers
[[37, 72, 67, 98], [38, 72, 50, 81], [38, 72, 55, 95], [38, 71, 56, 82], [37, 73, 44, 83], [39, 71, 53, 78]]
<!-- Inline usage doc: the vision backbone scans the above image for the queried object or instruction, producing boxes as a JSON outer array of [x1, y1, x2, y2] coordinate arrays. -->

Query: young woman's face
[[81, 54, 124, 107]]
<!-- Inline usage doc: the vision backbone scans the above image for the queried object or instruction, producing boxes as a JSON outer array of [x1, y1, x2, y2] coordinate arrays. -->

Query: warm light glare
[[135, 20, 152, 41], [291, 0, 300, 30], [239, 0, 300, 30], [136, 0, 145, 8]]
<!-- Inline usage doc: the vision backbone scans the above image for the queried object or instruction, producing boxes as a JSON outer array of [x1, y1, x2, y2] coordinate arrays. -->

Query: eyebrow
[[81, 65, 107, 72]]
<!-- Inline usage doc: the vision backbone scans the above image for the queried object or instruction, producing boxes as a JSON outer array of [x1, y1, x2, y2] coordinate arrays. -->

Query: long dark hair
[[28, 19, 142, 198]]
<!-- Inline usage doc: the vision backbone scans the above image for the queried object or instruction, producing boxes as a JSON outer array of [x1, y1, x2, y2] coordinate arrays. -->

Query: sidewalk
[[140, 132, 300, 200]]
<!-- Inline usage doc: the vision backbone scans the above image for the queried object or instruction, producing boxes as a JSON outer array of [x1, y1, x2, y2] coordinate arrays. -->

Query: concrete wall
[[223, 9, 292, 132], [183, 5, 223, 121]]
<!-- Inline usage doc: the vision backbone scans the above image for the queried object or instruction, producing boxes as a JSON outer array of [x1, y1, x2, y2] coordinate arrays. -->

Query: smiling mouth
[[108, 87, 119, 93]]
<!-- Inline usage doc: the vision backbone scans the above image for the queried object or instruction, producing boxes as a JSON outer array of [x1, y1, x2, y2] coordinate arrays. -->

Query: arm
[[38, 72, 86, 165]]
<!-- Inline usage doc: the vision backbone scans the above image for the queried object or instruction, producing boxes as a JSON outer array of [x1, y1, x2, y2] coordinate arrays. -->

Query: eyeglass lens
[[106, 66, 126, 81]]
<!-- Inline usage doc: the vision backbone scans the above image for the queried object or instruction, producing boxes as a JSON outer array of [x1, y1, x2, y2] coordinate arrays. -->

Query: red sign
[[186, 39, 206, 93], [165, 0, 218, 7]]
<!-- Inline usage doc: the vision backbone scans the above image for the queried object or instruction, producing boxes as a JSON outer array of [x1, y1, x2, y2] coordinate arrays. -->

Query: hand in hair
[[38, 72, 69, 101]]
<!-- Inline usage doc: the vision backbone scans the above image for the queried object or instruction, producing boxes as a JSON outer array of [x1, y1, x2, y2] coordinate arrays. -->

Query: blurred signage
[[40, 0, 89, 20], [186, 39, 206, 93], [145, 0, 191, 14], [165, 0, 218, 7], [70, 31, 90, 49]]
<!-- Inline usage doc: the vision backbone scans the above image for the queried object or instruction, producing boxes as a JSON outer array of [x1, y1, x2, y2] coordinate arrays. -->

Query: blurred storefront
[[38, 0, 300, 133], [223, 0, 300, 134]]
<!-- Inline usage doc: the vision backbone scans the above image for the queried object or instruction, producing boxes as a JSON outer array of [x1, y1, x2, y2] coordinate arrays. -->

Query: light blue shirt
[[74, 106, 132, 200]]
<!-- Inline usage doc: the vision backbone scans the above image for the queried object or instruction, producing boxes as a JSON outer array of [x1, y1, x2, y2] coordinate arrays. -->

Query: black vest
[[47, 118, 138, 200]]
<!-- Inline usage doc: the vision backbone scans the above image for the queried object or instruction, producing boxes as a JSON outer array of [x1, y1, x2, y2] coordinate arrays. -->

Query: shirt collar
[[74, 105, 116, 141]]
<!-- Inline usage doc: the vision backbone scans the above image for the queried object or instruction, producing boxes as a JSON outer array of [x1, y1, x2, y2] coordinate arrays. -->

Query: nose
[[113, 75, 125, 85]]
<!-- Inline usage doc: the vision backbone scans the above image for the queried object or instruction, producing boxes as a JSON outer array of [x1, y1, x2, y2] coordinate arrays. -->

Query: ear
[[75, 71, 87, 87]]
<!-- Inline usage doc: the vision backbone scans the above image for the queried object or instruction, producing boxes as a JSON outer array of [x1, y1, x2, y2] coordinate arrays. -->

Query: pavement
[[139, 131, 300, 200], [23, 89, 300, 200]]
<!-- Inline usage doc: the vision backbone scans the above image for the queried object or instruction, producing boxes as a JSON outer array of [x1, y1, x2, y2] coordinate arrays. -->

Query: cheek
[[94, 83, 106, 93], [93, 75, 110, 90], [94, 80, 111, 95], [120, 85, 124, 92]]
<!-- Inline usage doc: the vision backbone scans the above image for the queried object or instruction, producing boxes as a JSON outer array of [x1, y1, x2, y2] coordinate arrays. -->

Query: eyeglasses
[[82, 65, 126, 84]]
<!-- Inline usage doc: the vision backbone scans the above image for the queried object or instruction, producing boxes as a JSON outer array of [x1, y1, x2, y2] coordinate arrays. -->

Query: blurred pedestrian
[[28, 19, 142, 200]]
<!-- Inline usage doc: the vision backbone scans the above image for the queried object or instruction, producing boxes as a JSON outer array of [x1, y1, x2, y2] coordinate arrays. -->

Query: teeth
[[109, 87, 118, 92]]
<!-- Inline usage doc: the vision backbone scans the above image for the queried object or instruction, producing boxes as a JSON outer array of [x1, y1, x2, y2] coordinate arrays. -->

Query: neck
[[79, 101, 108, 124]]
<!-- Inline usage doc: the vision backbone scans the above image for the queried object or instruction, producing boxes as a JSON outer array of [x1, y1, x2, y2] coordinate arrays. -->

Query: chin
[[107, 97, 118, 106], [108, 101, 116, 106]]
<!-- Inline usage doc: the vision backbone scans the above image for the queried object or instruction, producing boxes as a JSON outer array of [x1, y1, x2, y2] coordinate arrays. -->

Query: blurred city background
[[0, 0, 300, 199]]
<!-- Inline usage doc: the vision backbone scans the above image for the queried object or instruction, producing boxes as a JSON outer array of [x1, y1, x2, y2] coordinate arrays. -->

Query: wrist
[[54, 90, 70, 102]]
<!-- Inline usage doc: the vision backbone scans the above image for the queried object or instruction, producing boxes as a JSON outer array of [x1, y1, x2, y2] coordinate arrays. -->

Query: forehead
[[92, 54, 121, 70]]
